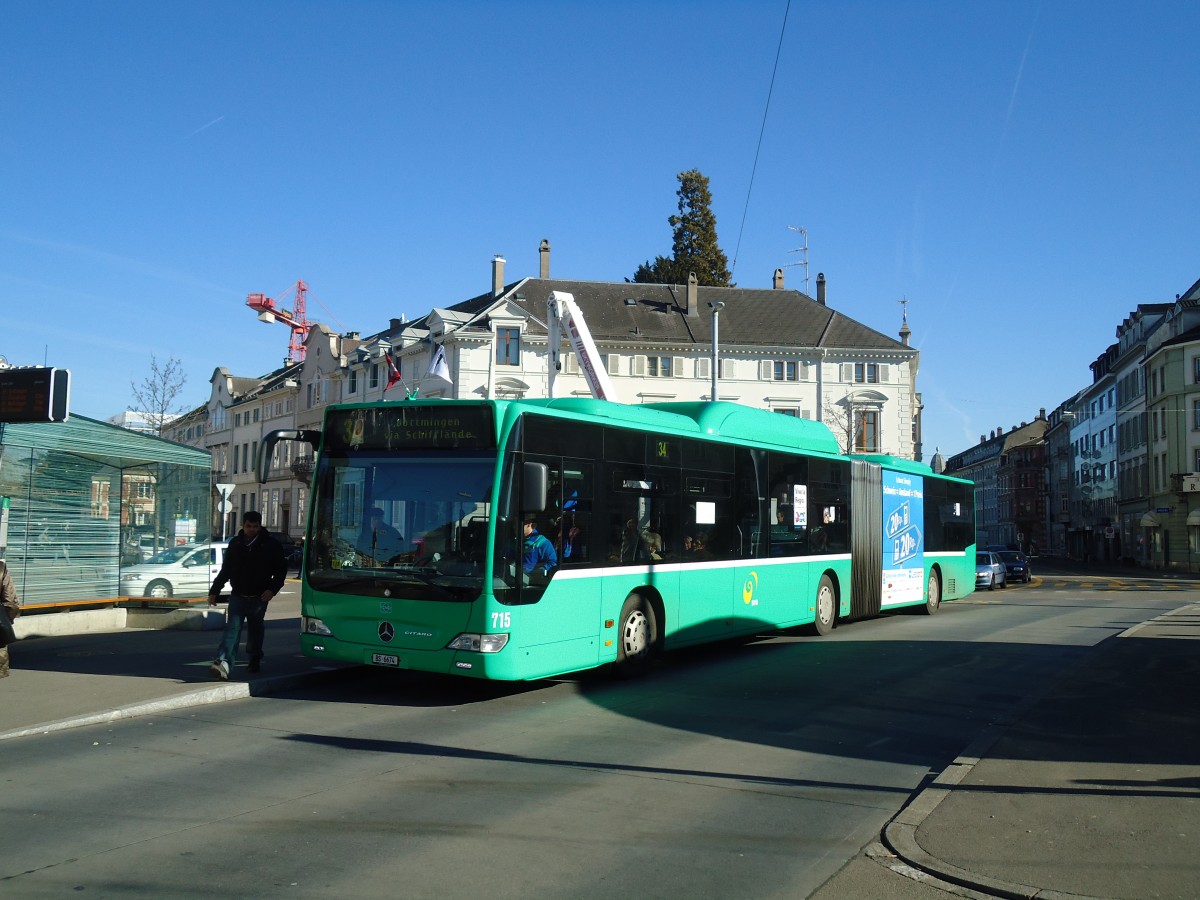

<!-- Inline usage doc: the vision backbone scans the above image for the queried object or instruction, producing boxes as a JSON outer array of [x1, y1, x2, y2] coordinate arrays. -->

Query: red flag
[[384, 351, 402, 391]]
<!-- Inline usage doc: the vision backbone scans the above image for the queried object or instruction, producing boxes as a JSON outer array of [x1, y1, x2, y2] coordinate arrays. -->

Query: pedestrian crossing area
[[966, 574, 1200, 594]]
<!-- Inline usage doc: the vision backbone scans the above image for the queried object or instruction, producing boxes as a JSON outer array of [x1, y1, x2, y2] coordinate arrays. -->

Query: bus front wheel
[[811, 575, 836, 636], [923, 570, 941, 615], [615, 593, 657, 677]]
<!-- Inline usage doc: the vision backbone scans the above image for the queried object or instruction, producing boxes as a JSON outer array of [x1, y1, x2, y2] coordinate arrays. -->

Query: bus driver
[[522, 516, 558, 577], [359, 508, 406, 565]]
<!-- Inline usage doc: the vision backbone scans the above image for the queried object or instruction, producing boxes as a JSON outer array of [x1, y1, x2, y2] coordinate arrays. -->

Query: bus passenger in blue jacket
[[522, 517, 558, 576]]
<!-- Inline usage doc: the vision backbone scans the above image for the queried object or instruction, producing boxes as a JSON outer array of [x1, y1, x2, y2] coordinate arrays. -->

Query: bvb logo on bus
[[742, 571, 759, 606]]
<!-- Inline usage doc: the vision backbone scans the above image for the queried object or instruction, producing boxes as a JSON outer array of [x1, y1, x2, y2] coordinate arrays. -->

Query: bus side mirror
[[258, 429, 321, 483], [522, 462, 548, 513]]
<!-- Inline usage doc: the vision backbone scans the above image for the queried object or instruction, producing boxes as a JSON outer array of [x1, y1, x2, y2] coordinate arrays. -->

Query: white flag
[[427, 344, 452, 385]]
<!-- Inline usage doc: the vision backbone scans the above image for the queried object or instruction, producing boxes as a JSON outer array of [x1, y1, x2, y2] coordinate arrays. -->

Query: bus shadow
[[274, 599, 1198, 777]]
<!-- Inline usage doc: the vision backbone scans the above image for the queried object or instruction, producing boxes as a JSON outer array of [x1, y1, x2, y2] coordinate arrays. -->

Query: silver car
[[975, 551, 1007, 591], [121, 542, 228, 599]]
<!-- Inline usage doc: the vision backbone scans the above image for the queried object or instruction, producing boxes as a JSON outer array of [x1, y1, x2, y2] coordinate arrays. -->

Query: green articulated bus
[[264, 398, 976, 681]]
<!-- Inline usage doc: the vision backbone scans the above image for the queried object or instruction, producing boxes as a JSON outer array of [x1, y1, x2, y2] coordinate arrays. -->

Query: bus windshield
[[306, 451, 496, 603]]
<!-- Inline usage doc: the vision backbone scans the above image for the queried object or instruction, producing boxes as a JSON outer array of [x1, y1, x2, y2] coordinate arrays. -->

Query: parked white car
[[121, 543, 228, 599]]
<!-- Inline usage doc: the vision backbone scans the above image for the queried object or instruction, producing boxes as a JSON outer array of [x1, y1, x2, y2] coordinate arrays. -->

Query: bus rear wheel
[[615, 593, 657, 677], [923, 570, 941, 615], [810, 575, 836, 636]]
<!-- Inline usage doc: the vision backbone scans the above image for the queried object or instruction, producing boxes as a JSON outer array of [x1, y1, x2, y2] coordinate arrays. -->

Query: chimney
[[492, 254, 506, 299], [816, 272, 826, 305], [773, 268, 785, 290], [539, 239, 550, 278], [686, 271, 699, 318]]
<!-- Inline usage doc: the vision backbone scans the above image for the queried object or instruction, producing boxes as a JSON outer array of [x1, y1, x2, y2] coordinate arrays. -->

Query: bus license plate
[[371, 653, 399, 667]]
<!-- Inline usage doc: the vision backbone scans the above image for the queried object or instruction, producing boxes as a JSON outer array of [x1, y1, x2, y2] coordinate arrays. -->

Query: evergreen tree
[[632, 169, 732, 286]]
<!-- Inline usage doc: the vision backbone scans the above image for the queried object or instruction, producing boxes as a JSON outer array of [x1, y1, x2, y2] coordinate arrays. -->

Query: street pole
[[708, 301, 725, 402]]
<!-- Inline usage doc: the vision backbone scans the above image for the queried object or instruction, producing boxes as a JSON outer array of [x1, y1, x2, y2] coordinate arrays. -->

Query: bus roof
[[324, 398, 978, 468], [511, 398, 841, 456], [853, 452, 972, 483]]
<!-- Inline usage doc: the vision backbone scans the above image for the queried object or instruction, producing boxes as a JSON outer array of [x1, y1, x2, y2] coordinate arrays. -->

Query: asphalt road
[[3, 577, 1188, 899]]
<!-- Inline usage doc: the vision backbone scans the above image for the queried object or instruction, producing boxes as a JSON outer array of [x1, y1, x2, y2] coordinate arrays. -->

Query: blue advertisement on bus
[[882, 470, 925, 606]]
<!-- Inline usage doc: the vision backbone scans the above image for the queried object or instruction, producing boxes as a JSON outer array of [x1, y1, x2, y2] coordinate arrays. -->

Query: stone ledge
[[12, 606, 225, 638]]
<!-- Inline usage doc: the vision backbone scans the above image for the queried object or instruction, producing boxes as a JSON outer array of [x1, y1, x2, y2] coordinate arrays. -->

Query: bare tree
[[130, 354, 188, 436], [823, 394, 855, 455]]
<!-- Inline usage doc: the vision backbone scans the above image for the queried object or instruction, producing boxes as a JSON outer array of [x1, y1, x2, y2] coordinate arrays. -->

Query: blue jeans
[[214, 593, 269, 666]]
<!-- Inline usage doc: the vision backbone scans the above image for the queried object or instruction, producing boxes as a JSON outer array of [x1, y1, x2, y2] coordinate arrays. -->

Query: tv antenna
[[785, 225, 809, 296]]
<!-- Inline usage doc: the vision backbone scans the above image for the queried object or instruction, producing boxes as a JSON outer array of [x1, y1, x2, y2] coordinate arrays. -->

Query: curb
[[0, 666, 355, 742], [881, 642, 1116, 900]]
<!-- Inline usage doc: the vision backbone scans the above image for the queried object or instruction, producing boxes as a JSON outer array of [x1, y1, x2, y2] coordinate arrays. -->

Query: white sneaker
[[209, 659, 229, 681]]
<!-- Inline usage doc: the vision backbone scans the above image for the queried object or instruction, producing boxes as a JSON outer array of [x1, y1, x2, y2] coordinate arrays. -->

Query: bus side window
[[557, 506, 589, 565], [558, 461, 592, 566]]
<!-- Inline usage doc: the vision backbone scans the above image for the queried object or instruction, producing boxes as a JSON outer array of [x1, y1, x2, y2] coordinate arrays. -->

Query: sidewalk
[[0, 592, 349, 741], [3, 578, 1199, 898], [884, 600, 1200, 899]]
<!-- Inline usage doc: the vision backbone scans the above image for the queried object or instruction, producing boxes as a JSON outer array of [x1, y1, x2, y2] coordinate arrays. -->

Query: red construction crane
[[246, 280, 311, 363]]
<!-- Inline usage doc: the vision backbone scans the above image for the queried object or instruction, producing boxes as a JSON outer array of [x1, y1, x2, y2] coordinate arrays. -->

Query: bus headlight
[[302, 616, 333, 636], [447, 633, 509, 653]]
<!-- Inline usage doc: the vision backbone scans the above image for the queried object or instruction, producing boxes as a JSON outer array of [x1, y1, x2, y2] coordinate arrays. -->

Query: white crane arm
[[546, 291, 619, 402]]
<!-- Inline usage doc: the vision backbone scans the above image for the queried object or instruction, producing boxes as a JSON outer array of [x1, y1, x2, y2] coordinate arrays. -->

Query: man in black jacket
[[207, 511, 288, 680]]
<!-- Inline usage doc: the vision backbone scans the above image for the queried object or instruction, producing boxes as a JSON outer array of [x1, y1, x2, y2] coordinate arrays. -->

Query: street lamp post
[[708, 301, 725, 402]]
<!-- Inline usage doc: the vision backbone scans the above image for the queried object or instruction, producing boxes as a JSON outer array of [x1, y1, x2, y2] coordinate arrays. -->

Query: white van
[[121, 543, 229, 599]]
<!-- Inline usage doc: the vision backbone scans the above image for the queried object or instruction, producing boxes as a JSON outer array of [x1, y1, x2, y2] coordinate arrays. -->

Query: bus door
[[509, 453, 600, 656], [667, 443, 761, 641], [607, 464, 686, 633]]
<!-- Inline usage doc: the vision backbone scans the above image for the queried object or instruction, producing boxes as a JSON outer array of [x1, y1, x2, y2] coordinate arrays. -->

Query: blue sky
[[2, 1, 1197, 459]]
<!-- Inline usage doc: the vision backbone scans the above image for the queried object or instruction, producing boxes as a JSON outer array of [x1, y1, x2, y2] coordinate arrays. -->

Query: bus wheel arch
[[923, 566, 942, 615], [614, 591, 660, 677], [810, 572, 838, 636]]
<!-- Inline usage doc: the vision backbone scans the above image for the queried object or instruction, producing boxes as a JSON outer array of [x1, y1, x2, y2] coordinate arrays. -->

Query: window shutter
[[696, 358, 710, 380], [672, 356, 684, 377], [879, 364, 890, 383], [607, 355, 620, 375], [563, 353, 578, 374], [633, 356, 646, 377], [720, 359, 734, 379], [760, 360, 773, 380], [800, 409, 813, 420], [799, 363, 810, 381], [841, 363, 854, 382]]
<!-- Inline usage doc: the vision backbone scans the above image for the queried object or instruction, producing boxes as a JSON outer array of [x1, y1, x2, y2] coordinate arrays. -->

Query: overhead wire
[[729, 0, 792, 282]]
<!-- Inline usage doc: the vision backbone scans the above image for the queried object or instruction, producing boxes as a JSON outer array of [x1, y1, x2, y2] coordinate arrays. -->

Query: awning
[[1140, 511, 1162, 528], [0, 414, 209, 469], [1187, 509, 1200, 526]]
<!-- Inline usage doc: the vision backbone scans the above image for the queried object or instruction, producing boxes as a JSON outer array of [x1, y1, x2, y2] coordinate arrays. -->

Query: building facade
[[172, 243, 923, 543], [943, 274, 1200, 570]]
